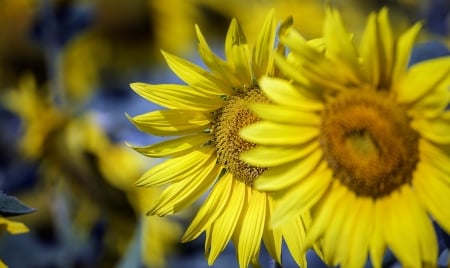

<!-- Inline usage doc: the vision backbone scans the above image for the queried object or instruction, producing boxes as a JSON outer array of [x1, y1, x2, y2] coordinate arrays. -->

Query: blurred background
[[0, 0, 448, 267]]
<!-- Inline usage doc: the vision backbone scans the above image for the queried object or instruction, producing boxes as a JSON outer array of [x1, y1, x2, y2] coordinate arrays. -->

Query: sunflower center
[[212, 88, 269, 185], [320, 90, 420, 198]]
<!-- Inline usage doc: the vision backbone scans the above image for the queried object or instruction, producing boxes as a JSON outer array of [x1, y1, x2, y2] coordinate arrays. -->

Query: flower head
[[240, 7, 450, 268], [128, 10, 310, 267]]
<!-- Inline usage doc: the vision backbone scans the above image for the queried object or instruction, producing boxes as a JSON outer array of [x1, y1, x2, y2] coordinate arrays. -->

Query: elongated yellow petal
[[254, 148, 323, 191], [252, 9, 275, 78], [276, 43, 351, 93], [128, 134, 210, 158], [377, 7, 394, 85], [324, 8, 360, 82], [419, 139, 450, 180], [370, 199, 386, 268], [240, 121, 319, 145], [241, 141, 319, 167], [128, 109, 211, 136], [182, 172, 233, 242], [273, 51, 311, 86], [148, 158, 221, 216], [236, 190, 266, 268], [396, 56, 450, 104], [413, 164, 450, 233], [411, 115, 450, 144], [135, 146, 214, 187], [407, 81, 450, 119], [321, 189, 356, 265], [402, 187, 439, 265], [130, 83, 224, 111], [161, 50, 230, 95], [262, 197, 282, 264], [250, 103, 321, 125], [305, 181, 348, 249], [195, 25, 240, 89], [272, 162, 332, 228], [258, 76, 324, 110], [282, 215, 308, 267], [225, 19, 252, 85], [341, 198, 372, 268], [391, 22, 422, 85], [382, 187, 422, 268], [0, 218, 29, 234], [206, 179, 246, 265], [360, 12, 380, 86]]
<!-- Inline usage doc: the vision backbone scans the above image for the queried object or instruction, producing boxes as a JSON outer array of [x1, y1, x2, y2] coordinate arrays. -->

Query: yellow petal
[[128, 133, 210, 158], [250, 103, 321, 125], [382, 187, 422, 268], [407, 81, 450, 119], [130, 83, 224, 111], [272, 161, 332, 227], [183, 172, 233, 242], [135, 146, 214, 187], [258, 76, 324, 110], [161, 50, 230, 95], [252, 9, 275, 78], [240, 121, 319, 145], [0, 218, 29, 234], [273, 51, 311, 86], [419, 139, 450, 180], [391, 22, 423, 85], [225, 19, 252, 85], [148, 158, 221, 216], [305, 181, 348, 248], [413, 164, 450, 233], [282, 215, 308, 267], [377, 8, 394, 85], [195, 25, 240, 89], [370, 199, 386, 268], [240, 141, 319, 167], [403, 187, 439, 265], [254, 148, 323, 191], [236, 190, 267, 268], [360, 12, 380, 86], [396, 56, 450, 104], [128, 109, 211, 136], [206, 179, 246, 265], [411, 115, 450, 144], [324, 8, 360, 82], [262, 197, 282, 264], [321, 189, 356, 265], [340, 198, 372, 268], [275, 44, 351, 93]]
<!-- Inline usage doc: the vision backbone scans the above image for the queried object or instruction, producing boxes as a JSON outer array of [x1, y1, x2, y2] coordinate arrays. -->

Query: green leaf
[[0, 192, 36, 217]]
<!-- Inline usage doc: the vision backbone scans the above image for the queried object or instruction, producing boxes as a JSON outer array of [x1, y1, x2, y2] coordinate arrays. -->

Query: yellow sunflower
[[240, 8, 450, 268], [128, 11, 311, 267]]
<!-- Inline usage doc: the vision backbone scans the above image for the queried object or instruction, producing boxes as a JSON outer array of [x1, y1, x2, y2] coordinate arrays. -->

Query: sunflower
[[240, 8, 450, 268], [128, 11, 311, 267]]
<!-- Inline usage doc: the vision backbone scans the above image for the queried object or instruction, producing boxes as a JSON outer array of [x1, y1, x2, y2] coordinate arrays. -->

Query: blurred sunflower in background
[[128, 11, 313, 267], [1, 73, 181, 267], [241, 7, 450, 268]]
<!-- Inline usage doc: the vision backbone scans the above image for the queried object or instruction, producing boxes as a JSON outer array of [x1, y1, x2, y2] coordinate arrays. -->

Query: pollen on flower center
[[320, 90, 420, 198], [212, 88, 269, 185]]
